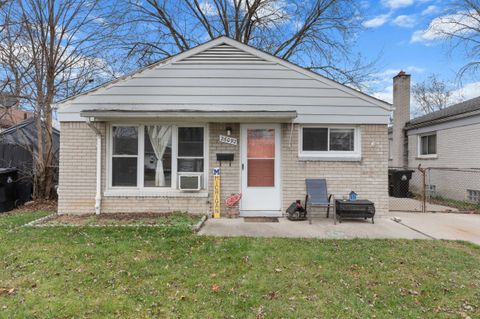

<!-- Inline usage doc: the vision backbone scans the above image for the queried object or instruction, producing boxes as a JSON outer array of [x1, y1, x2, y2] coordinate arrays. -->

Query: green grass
[[430, 196, 480, 213], [1, 211, 480, 318]]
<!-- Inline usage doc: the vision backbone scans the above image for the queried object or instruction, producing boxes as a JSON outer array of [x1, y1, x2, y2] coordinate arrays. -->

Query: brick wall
[[58, 122, 103, 214], [391, 72, 410, 168], [58, 122, 210, 215], [207, 123, 241, 216], [408, 122, 480, 168], [59, 122, 388, 215], [281, 124, 389, 215]]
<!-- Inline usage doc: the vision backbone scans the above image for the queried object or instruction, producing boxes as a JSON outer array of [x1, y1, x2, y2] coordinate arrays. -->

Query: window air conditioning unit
[[179, 174, 202, 192]]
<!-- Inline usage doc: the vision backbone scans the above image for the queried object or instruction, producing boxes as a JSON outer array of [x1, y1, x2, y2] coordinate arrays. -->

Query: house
[[0, 117, 60, 205], [389, 71, 480, 203], [0, 94, 33, 132], [55, 37, 392, 216]]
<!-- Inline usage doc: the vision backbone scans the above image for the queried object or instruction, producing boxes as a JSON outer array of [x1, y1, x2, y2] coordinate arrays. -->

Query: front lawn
[[1, 211, 479, 318]]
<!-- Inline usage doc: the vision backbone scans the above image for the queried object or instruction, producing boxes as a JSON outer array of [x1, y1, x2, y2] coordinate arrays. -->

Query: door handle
[[242, 163, 244, 170]]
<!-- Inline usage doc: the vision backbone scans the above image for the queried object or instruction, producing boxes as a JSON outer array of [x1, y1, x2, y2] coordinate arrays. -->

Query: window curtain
[[147, 125, 171, 187]]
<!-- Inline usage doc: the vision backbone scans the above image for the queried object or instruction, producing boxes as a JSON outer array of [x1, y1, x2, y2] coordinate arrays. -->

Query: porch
[[198, 216, 427, 239]]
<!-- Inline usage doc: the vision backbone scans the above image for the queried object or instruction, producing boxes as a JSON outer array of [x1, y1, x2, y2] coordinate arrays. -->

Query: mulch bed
[[40, 212, 202, 226], [14, 200, 57, 213]]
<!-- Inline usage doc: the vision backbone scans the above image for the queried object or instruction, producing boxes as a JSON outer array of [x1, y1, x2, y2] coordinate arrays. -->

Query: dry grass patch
[[40, 212, 202, 226]]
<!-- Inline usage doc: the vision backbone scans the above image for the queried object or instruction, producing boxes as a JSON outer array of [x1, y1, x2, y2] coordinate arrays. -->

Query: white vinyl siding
[[57, 40, 391, 124]]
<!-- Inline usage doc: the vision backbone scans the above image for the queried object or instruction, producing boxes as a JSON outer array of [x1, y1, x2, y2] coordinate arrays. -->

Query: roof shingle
[[406, 96, 480, 129]]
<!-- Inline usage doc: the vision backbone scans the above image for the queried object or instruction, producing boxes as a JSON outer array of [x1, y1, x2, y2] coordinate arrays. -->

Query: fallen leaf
[[0, 288, 15, 295], [211, 284, 221, 292], [264, 291, 277, 300], [274, 268, 282, 273]]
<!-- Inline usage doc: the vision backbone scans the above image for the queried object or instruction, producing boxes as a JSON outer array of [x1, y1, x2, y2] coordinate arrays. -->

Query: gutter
[[85, 117, 102, 215]]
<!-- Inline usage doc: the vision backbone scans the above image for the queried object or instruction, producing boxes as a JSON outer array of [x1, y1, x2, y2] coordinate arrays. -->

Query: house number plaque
[[219, 135, 237, 145]]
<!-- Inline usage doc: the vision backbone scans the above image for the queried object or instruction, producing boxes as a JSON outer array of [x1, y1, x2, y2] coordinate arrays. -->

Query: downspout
[[86, 118, 102, 215]]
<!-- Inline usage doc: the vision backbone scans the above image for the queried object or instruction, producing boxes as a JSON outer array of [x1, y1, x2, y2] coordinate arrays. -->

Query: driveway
[[389, 197, 459, 213], [391, 212, 480, 245], [198, 213, 480, 244]]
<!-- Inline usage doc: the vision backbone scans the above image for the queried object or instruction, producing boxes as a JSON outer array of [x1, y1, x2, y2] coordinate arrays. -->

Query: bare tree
[[116, 0, 374, 87], [0, 0, 117, 199], [412, 75, 454, 115], [431, 0, 480, 79]]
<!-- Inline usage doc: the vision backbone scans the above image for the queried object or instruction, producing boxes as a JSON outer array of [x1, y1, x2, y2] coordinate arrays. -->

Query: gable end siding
[[57, 39, 390, 124]]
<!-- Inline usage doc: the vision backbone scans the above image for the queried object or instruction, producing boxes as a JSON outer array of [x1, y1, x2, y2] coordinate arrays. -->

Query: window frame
[[298, 125, 361, 161], [388, 138, 393, 160], [418, 132, 437, 158], [175, 124, 207, 188], [467, 189, 480, 203], [110, 124, 141, 187], [106, 123, 208, 194]]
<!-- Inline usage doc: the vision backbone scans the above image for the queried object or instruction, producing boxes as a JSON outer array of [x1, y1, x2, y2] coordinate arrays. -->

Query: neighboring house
[[389, 72, 480, 202], [0, 94, 33, 132], [56, 37, 392, 216], [0, 117, 60, 204]]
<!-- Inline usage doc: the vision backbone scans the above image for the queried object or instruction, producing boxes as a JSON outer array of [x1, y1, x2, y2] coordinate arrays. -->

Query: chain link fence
[[389, 166, 480, 213]]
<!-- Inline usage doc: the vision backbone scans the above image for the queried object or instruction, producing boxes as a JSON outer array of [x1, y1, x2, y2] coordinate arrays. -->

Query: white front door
[[240, 124, 281, 216]]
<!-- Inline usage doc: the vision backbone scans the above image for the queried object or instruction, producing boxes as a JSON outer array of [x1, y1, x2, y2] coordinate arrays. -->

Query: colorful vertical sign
[[213, 168, 221, 219]]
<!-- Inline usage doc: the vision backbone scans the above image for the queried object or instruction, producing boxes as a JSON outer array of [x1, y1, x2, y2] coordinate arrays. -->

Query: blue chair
[[305, 179, 334, 224]]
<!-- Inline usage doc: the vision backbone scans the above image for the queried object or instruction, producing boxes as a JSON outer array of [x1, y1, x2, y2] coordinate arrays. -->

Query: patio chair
[[305, 179, 335, 224]]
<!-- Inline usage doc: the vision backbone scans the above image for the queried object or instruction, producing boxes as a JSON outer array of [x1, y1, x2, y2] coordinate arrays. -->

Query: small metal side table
[[335, 199, 375, 224]]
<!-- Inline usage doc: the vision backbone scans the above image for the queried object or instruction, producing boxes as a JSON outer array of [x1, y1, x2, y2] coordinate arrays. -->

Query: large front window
[[110, 124, 205, 190]]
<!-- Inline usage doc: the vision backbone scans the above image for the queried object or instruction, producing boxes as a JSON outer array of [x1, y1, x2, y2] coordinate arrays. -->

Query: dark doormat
[[244, 217, 279, 223]]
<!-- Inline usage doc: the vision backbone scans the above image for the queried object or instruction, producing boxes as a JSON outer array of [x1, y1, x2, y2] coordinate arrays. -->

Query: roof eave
[[405, 109, 480, 130], [80, 109, 298, 123]]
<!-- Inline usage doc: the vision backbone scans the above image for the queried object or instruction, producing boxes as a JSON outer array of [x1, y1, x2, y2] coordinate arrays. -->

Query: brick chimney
[[391, 71, 410, 168]]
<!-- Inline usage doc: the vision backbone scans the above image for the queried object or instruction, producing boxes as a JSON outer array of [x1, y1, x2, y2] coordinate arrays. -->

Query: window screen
[[420, 134, 436, 155], [178, 127, 204, 173], [302, 127, 355, 152], [178, 127, 204, 157], [302, 128, 328, 151], [112, 126, 138, 187]]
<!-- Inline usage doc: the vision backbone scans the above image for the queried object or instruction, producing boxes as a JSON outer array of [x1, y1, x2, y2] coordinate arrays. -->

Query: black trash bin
[[14, 173, 33, 206], [388, 169, 414, 198], [0, 168, 17, 213]]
